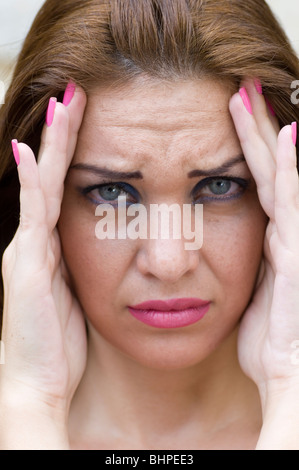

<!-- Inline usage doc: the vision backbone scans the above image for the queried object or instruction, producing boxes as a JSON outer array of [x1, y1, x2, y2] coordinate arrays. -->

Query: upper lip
[[129, 298, 210, 311]]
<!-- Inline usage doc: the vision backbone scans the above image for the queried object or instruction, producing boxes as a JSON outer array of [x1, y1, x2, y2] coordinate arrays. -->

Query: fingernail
[[63, 81, 76, 107], [265, 98, 276, 117], [292, 121, 297, 146], [46, 97, 57, 127], [239, 87, 252, 115], [254, 79, 263, 95], [11, 139, 20, 166]]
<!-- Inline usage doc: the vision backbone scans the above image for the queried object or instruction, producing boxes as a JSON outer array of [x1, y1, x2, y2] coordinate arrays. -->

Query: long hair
[[0, 0, 299, 316]]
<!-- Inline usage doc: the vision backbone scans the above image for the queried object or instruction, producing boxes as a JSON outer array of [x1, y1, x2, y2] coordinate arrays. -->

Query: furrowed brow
[[69, 163, 143, 180], [188, 155, 246, 178], [70, 154, 245, 180]]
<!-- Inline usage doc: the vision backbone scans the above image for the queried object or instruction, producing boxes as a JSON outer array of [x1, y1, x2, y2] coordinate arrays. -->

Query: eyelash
[[191, 175, 249, 204], [80, 182, 138, 206], [80, 176, 250, 206]]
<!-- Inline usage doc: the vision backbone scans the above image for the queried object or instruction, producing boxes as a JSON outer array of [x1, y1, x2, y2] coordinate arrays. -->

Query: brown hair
[[0, 0, 299, 316]]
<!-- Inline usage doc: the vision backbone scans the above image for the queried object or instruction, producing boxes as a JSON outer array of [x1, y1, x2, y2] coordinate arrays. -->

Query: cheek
[[203, 206, 267, 305], [58, 199, 134, 314], [60, 235, 130, 300]]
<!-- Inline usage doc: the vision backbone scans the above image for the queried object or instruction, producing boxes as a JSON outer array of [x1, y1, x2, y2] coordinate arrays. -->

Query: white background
[[0, 0, 298, 88]]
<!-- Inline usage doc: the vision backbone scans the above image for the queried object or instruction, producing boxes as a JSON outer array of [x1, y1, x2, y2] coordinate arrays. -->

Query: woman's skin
[[1, 76, 299, 450], [59, 78, 267, 449]]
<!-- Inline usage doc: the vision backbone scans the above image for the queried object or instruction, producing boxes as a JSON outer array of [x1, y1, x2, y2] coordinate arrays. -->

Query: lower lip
[[128, 304, 210, 329]]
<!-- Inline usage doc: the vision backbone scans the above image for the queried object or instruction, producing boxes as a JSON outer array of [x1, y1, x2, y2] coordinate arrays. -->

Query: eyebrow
[[70, 154, 245, 180], [187, 154, 246, 177], [69, 164, 143, 180]]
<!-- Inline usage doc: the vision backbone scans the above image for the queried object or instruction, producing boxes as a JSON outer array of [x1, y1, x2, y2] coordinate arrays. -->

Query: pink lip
[[128, 298, 210, 329]]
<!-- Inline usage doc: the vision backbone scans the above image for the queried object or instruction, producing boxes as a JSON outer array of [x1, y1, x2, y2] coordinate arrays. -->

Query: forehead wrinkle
[[75, 115, 238, 177], [87, 88, 231, 134], [80, 112, 233, 163], [91, 107, 230, 134], [75, 79, 238, 173]]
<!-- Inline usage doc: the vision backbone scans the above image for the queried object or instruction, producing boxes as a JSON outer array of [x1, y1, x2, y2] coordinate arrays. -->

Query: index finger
[[37, 85, 87, 230], [229, 88, 276, 219]]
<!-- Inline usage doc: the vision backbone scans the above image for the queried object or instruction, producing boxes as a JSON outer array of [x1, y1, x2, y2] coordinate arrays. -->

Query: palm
[[41, 227, 87, 399], [239, 218, 299, 386], [1, 86, 88, 410], [2, 222, 87, 405], [238, 227, 274, 385], [229, 81, 299, 391]]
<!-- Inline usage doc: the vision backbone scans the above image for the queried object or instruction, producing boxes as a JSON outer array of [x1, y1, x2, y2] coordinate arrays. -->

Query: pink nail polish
[[265, 98, 276, 117], [46, 97, 57, 127], [239, 87, 253, 115], [292, 122, 297, 146], [63, 81, 76, 107], [11, 139, 20, 166], [254, 79, 263, 95]]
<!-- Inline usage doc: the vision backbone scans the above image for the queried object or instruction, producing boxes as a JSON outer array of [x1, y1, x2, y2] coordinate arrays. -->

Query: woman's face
[[58, 78, 267, 369]]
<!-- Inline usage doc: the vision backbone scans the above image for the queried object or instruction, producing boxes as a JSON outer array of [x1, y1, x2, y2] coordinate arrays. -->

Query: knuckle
[[55, 102, 70, 127], [19, 213, 33, 232]]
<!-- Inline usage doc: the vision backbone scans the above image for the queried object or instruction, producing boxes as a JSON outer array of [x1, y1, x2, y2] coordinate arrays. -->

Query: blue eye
[[98, 184, 125, 201], [208, 179, 233, 195], [81, 182, 139, 206], [192, 176, 249, 203]]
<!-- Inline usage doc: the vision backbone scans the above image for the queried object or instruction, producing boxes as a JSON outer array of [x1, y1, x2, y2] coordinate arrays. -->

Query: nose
[[136, 237, 199, 283]]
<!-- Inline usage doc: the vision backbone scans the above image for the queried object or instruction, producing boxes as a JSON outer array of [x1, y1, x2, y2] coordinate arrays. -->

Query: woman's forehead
[[77, 78, 237, 146], [72, 79, 241, 175], [88, 78, 232, 119]]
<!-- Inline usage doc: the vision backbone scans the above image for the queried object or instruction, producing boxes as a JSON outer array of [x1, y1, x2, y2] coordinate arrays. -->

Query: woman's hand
[[229, 79, 299, 448], [0, 84, 87, 449]]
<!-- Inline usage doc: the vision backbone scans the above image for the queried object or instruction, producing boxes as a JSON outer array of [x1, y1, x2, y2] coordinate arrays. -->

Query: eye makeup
[[191, 175, 250, 204], [79, 181, 139, 206], [77, 174, 250, 207]]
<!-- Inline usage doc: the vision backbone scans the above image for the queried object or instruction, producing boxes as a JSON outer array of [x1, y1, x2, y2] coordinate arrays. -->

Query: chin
[[127, 350, 216, 371], [97, 326, 232, 371]]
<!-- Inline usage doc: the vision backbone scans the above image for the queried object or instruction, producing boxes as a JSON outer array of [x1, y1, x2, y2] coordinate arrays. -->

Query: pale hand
[[230, 80, 299, 404], [0, 86, 88, 427]]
